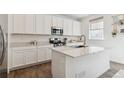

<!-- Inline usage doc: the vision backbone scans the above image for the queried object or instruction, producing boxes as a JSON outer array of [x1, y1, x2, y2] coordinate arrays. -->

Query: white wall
[[81, 14, 124, 64]]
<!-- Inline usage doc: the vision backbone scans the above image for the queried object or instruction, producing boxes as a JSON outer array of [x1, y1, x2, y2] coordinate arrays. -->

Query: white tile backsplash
[[10, 34, 80, 45]]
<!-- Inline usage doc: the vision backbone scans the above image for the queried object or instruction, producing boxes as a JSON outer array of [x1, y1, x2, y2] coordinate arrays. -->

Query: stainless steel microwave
[[51, 27, 63, 36]]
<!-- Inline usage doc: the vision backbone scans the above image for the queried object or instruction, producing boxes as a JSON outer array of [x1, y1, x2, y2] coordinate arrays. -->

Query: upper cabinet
[[13, 14, 35, 34], [52, 16, 64, 28], [44, 15, 52, 34], [73, 21, 81, 36], [35, 15, 44, 34], [13, 14, 25, 34], [10, 14, 81, 36], [63, 19, 73, 35], [25, 15, 35, 34], [35, 15, 52, 34]]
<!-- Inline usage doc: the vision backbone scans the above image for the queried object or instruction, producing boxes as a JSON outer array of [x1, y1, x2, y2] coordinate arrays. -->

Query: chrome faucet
[[80, 34, 86, 46]]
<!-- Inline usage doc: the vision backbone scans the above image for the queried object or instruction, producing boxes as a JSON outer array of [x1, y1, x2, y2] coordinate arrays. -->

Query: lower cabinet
[[38, 46, 51, 62], [11, 46, 51, 69], [12, 48, 25, 68], [37, 47, 47, 62], [46, 48, 52, 60], [25, 48, 37, 65]]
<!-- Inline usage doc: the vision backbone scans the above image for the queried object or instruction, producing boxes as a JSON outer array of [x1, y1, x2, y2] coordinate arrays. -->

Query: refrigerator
[[0, 25, 7, 78]]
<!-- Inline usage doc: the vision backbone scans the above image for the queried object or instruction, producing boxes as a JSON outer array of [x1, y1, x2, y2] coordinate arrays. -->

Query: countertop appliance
[[49, 38, 67, 47], [51, 27, 63, 36], [0, 25, 7, 78]]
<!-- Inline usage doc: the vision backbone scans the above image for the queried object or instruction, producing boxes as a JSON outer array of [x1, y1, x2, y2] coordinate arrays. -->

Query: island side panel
[[66, 50, 110, 78], [52, 50, 66, 78]]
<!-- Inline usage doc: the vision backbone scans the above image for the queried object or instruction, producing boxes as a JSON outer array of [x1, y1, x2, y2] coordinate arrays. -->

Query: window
[[89, 17, 104, 40]]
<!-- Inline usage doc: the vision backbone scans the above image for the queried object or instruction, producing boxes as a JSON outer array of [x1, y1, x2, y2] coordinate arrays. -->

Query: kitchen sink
[[70, 45, 88, 48]]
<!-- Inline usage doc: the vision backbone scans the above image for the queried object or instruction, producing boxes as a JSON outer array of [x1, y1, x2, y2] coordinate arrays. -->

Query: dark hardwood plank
[[8, 62, 52, 78]]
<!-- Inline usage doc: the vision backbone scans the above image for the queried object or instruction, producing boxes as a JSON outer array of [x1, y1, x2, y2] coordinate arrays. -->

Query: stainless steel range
[[49, 38, 67, 47]]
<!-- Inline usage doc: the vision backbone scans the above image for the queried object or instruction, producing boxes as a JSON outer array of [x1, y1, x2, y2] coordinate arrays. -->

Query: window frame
[[88, 17, 104, 40]]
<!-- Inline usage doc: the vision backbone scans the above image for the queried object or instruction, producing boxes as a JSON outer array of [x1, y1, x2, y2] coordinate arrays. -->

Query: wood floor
[[8, 62, 52, 78], [8, 61, 124, 78]]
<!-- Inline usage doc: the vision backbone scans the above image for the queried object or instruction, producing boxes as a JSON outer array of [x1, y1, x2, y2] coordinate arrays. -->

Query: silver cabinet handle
[[0, 26, 6, 65]]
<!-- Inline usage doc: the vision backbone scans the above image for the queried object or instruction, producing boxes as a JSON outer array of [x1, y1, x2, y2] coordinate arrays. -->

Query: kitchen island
[[51, 46, 110, 78]]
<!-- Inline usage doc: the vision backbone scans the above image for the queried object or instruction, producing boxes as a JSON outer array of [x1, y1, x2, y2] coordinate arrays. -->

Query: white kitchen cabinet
[[37, 46, 46, 62], [25, 48, 37, 64], [46, 47, 52, 60], [13, 14, 35, 34], [44, 15, 52, 34], [63, 19, 73, 35], [35, 15, 52, 34], [12, 48, 25, 67], [35, 15, 44, 34], [13, 14, 25, 33], [11, 46, 52, 69], [73, 21, 81, 36], [52, 16, 64, 28], [37, 46, 51, 62], [12, 47, 37, 68], [25, 15, 35, 34], [11, 15, 81, 36]]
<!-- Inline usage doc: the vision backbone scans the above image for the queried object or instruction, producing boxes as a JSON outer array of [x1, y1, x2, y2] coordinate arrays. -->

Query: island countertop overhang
[[51, 46, 105, 58]]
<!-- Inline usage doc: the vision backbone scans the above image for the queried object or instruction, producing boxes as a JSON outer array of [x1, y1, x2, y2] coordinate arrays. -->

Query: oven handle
[[0, 26, 6, 65]]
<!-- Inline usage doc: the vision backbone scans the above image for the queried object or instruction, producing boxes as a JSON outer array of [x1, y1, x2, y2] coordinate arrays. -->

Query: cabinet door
[[12, 49, 25, 67], [25, 48, 37, 64], [44, 15, 52, 34], [38, 47, 46, 62], [63, 19, 73, 35], [73, 21, 81, 36], [25, 15, 35, 34], [46, 47, 51, 60], [38, 47, 51, 62], [35, 15, 44, 34], [13, 14, 25, 33], [52, 16, 64, 28]]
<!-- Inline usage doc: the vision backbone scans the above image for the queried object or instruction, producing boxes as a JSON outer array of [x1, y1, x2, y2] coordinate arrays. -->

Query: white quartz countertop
[[51, 46, 105, 58]]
